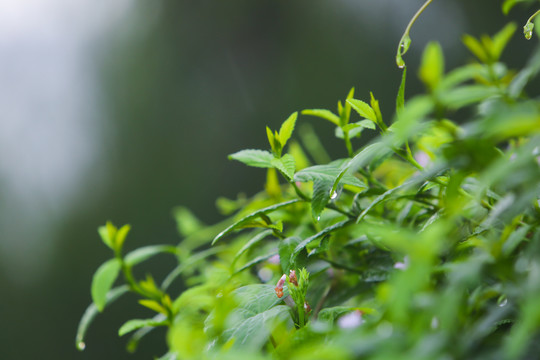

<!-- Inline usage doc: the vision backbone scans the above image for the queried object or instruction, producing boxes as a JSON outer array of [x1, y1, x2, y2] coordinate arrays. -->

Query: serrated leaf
[[347, 99, 377, 123], [279, 237, 302, 273], [294, 161, 366, 189], [301, 109, 340, 126], [229, 150, 274, 168], [419, 42, 444, 90], [76, 285, 129, 351], [278, 112, 298, 148], [331, 142, 391, 196], [311, 179, 332, 220], [118, 318, 168, 337], [271, 154, 296, 180], [124, 245, 177, 267], [139, 299, 168, 315], [223, 285, 292, 349], [91, 258, 122, 312], [212, 199, 301, 244], [292, 219, 353, 258]]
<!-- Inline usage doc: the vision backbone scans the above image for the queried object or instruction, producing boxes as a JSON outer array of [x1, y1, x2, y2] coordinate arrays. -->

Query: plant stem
[[396, 0, 434, 67], [527, 10, 540, 26]]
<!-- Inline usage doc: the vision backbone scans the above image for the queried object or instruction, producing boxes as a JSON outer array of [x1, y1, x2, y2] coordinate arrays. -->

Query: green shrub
[[77, 2, 540, 359]]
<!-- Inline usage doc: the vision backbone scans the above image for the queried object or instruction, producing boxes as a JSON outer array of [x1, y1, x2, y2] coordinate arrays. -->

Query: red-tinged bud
[[304, 301, 311, 313], [289, 269, 298, 286], [275, 274, 286, 298]]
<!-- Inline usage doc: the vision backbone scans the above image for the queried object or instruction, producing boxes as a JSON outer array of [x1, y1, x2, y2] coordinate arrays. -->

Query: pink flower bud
[[289, 270, 298, 286], [275, 274, 286, 298]]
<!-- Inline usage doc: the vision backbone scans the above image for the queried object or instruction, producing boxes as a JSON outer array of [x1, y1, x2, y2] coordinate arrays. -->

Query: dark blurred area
[[0, 0, 536, 358]]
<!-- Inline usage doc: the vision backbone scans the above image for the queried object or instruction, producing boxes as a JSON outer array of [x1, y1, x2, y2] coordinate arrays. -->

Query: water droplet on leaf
[[330, 191, 338, 200], [77, 341, 86, 351], [498, 297, 508, 307]]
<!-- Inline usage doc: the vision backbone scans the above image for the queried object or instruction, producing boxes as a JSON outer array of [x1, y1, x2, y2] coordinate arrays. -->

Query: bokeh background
[[0, 0, 536, 358]]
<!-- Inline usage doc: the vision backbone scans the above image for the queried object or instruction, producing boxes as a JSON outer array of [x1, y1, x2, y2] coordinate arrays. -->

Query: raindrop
[[330, 191, 338, 200], [498, 297, 508, 307], [316, 216, 321, 221], [77, 341, 86, 351]]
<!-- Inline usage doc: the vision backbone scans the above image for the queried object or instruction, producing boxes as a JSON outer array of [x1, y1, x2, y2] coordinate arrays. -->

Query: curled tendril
[[524, 10, 540, 40], [396, 0, 434, 68]]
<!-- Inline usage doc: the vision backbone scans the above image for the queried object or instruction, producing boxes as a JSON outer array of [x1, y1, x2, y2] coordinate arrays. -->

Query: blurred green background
[[0, 0, 535, 358]]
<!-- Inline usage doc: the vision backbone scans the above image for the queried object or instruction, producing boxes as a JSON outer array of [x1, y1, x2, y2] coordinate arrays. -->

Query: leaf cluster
[[77, 3, 540, 359]]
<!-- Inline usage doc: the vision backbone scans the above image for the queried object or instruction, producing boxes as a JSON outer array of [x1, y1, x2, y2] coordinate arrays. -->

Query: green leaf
[[271, 154, 296, 181], [76, 285, 129, 351], [318, 306, 361, 323], [335, 120, 375, 139], [91, 258, 122, 312], [396, 66, 407, 113], [126, 313, 167, 353], [115, 224, 131, 251], [234, 251, 278, 275], [124, 245, 177, 267], [279, 237, 303, 273], [173, 207, 204, 237], [347, 99, 377, 123], [502, 0, 527, 14], [212, 199, 301, 244], [419, 42, 444, 90], [98, 222, 116, 250], [370, 93, 384, 129], [139, 299, 168, 315], [229, 150, 274, 168], [292, 219, 353, 258], [439, 63, 484, 91], [301, 109, 340, 126], [294, 161, 366, 189], [331, 142, 391, 196], [222, 285, 292, 349], [266, 126, 277, 154], [462, 34, 488, 63], [278, 112, 298, 148], [233, 229, 274, 265], [491, 23, 517, 60], [118, 318, 168, 337], [311, 179, 332, 220], [340, 87, 355, 126], [438, 85, 500, 109]]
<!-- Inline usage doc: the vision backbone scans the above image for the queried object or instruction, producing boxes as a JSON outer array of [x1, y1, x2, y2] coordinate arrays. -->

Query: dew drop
[[77, 341, 86, 351], [330, 191, 338, 200], [498, 297, 508, 307], [316, 216, 321, 221], [398, 64, 405, 69]]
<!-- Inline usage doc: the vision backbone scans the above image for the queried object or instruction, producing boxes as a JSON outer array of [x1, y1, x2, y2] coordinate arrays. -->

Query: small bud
[[289, 270, 298, 286], [304, 301, 311, 314], [275, 274, 286, 298]]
